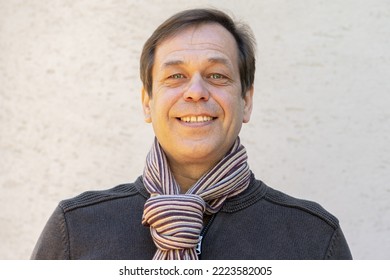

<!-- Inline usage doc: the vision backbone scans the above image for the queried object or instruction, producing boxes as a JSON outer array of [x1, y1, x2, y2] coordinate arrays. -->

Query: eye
[[169, 73, 186, 79], [206, 73, 230, 85], [209, 73, 225, 79]]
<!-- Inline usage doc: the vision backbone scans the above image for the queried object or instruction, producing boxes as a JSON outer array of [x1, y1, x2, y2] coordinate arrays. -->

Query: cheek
[[149, 95, 175, 120], [220, 96, 245, 119], [149, 99, 163, 121], [157, 92, 185, 116]]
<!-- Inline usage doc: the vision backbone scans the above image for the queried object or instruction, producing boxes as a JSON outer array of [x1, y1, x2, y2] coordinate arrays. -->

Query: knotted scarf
[[141, 137, 251, 260]]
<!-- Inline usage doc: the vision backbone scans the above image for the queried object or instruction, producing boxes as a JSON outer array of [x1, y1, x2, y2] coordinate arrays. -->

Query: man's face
[[142, 23, 253, 169]]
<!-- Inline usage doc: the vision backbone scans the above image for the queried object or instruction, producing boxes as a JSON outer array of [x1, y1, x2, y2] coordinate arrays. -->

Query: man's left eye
[[209, 73, 224, 79]]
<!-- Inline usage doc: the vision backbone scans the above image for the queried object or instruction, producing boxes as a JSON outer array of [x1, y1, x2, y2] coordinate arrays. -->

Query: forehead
[[154, 23, 239, 68]]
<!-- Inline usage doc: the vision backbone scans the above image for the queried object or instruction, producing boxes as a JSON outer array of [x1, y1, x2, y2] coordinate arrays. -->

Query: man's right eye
[[169, 73, 185, 79]]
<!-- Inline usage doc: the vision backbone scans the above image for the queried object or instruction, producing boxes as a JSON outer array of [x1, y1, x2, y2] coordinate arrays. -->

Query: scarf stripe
[[142, 137, 251, 260]]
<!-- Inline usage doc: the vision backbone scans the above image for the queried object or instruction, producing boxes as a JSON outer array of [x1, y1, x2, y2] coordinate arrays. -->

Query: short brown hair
[[140, 8, 256, 97]]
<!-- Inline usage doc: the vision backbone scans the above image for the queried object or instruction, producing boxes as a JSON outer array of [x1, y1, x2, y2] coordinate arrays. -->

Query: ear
[[242, 86, 254, 123], [141, 87, 152, 123]]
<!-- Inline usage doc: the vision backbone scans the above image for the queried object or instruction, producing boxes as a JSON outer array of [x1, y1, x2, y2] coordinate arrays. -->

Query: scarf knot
[[142, 194, 205, 254]]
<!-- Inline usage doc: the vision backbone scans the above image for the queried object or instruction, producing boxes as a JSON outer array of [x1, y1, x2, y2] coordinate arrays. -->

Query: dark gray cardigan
[[31, 174, 352, 260]]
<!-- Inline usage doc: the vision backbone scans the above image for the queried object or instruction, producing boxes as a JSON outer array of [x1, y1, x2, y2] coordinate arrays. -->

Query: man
[[31, 8, 352, 260]]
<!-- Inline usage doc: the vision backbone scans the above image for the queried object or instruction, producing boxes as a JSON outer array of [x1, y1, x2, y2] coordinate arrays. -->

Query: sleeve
[[30, 205, 70, 259], [325, 226, 353, 260]]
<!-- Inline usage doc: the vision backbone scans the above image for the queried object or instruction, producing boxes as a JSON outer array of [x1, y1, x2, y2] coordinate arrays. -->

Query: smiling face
[[142, 23, 253, 182]]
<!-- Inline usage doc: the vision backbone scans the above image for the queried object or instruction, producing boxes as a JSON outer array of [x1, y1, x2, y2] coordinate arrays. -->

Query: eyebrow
[[162, 60, 185, 68], [161, 57, 232, 69], [207, 57, 231, 66]]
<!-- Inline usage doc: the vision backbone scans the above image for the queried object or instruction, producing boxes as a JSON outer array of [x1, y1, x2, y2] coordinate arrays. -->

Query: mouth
[[178, 115, 216, 123]]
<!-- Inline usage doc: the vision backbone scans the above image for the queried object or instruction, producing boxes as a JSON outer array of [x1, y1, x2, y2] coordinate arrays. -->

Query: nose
[[183, 74, 210, 102]]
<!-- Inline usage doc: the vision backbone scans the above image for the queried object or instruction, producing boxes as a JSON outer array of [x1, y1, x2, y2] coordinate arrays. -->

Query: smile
[[179, 116, 215, 123]]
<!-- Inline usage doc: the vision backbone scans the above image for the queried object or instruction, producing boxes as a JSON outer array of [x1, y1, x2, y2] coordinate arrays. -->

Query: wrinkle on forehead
[[155, 23, 239, 72], [187, 23, 235, 49]]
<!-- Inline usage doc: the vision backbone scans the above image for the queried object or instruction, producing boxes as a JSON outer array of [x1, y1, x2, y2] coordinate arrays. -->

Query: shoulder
[[216, 177, 352, 259], [58, 176, 147, 213], [263, 183, 340, 229], [225, 176, 340, 229], [31, 176, 151, 259]]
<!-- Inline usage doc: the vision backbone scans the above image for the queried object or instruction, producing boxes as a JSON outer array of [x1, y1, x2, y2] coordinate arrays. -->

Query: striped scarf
[[141, 137, 251, 260]]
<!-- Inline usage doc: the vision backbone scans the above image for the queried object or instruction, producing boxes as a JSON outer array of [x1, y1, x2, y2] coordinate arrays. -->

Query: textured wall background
[[1, 0, 389, 259]]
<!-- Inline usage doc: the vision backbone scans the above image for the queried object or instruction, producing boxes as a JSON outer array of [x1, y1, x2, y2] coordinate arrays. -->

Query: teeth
[[180, 116, 214, 123]]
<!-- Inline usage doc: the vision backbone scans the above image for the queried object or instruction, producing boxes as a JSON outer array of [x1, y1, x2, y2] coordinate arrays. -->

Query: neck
[[168, 160, 217, 193]]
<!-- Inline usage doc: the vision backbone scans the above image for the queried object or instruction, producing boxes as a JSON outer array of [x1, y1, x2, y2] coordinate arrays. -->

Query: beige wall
[[1, 0, 389, 259]]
